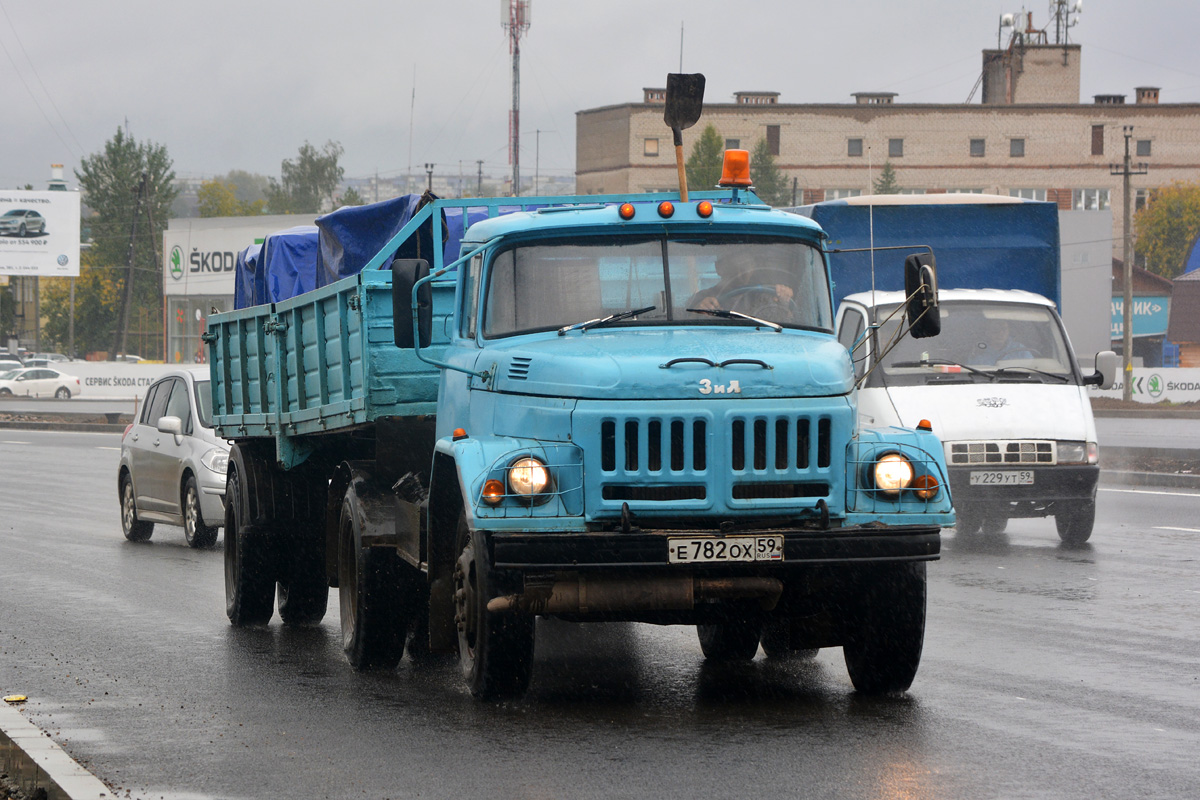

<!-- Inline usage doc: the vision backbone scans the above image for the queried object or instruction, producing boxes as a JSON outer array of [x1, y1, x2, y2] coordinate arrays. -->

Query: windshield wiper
[[987, 366, 1071, 383], [889, 358, 990, 377], [558, 305, 656, 336], [685, 307, 782, 332]]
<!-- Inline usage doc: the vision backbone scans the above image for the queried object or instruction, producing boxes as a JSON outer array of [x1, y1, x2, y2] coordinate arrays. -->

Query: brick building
[[576, 42, 1200, 260]]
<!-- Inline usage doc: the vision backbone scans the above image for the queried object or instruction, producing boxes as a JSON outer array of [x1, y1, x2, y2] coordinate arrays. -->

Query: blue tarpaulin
[[232, 227, 319, 309], [233, 243, 263, 310]]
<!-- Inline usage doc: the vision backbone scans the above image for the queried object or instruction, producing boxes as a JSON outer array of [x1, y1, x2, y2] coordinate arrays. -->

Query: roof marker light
[[657, 201, 675, 218], [618, 203, 636, 220], [697, 200, 713, 218]]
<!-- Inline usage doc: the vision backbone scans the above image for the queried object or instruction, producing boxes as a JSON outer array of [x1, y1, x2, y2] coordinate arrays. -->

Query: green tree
[[339, 186, 366, 206], [749, 138, 790, 206], [1134, 181, 1200, 278], [873, 162, 900, 194], [265, 140, 345, 214], [685, 125, 724, 194], [42, 128, 178, 357], [198, 180, 266, 217]]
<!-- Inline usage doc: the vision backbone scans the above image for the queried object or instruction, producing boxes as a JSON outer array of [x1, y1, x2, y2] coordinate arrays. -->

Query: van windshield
[[481, 234, 832, 338], [867, 301, 1077, 386]]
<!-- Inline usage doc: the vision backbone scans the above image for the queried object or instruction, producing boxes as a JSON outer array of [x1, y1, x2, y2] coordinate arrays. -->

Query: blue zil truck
[[205, 81, 953, 699]]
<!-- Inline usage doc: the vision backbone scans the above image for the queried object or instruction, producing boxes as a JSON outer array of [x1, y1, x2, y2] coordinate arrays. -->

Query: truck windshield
[[482, 234, 831, 338], [867, 301, 1077, 386]]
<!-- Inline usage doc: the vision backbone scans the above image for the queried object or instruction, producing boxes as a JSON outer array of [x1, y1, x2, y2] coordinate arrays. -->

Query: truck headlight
[[201, 447, 229, 475], [873, 453, 914, 495], [508, 457, 549, 497]]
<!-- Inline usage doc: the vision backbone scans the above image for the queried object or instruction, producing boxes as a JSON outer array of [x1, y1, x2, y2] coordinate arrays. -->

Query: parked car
[[117, 368, 228, 548], [26, 352, 69, 362], [0, 358, 24, 373], [0, 209, 47, 236], [0, 367, 81, 398], [114, 353, 143, 363]]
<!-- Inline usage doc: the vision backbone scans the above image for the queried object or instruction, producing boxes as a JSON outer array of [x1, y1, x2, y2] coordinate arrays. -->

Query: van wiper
[[558, 305, 656, 336], [686, 307, 782, 332], [987, 366, 1071, 383], [889, 358, 990, 377]]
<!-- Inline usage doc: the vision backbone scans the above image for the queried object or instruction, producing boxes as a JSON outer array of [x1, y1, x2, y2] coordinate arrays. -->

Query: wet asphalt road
[[1, 430, 1198, 800]]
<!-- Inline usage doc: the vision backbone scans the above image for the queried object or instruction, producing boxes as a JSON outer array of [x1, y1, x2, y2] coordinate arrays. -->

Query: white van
[[836, 288, 1118, 544]]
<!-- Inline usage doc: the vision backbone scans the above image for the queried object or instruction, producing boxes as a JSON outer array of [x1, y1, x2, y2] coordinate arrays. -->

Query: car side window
[[144, 380, 172, 426], [164, 379, 193, 434], [139, 382, 162, 425]]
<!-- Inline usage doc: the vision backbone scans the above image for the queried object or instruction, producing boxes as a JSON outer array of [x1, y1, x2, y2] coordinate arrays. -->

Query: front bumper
[[948, 464, 1098, 516], [490, 524, 941, 571], [199, 482, 227, 527]]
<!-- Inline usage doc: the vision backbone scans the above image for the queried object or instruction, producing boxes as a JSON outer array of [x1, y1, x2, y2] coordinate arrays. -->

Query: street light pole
[[424, 163, 435, 192]]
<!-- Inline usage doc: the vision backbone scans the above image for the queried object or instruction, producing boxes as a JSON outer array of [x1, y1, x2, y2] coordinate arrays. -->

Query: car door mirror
[[157, 416, 182, 435]]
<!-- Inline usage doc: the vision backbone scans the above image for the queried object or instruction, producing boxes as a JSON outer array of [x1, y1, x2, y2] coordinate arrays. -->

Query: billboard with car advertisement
[[0, 191, 81, 277]]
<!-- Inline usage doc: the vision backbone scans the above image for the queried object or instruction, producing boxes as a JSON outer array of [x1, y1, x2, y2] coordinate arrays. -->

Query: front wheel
[[454, 513, 534, 699], [1056, 499, 1095, 545], [183, 476, 218, 548], [843, 562, 927, 695], [0, 388, 12, 397], [55, 386, 71, 400], [120, 473, 153, 542]]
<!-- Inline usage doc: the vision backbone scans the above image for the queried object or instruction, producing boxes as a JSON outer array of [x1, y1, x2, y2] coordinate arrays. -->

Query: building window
[[643, 138, 659, 157], [888, 138, 904, 157], [1136, 139, 1152, 157], [725, 139, 740, 150], [1009, 188, 1047, 201], [1091, 125, 1104, 156], [825, 188, 864, 200], [766, 125, 780, 156], [847, 138, 863, 157], [1135, 188, 1151, 212], [1010, 138, 1026, 157], [969, 138, 985, 157], [947, 188, 984, 194], [1073, 188, 1110, 210]]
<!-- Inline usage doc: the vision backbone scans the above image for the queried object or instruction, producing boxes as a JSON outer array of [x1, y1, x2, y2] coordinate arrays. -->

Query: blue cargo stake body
[[207, 96, 953, 699]]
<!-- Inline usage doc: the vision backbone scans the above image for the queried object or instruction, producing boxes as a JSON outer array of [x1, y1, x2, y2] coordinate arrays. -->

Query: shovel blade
[[664, 73, 706, 133]]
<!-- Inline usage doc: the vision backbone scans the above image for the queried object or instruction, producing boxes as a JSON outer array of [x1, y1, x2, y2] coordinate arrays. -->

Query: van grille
[[948, 440, 1054, 465]]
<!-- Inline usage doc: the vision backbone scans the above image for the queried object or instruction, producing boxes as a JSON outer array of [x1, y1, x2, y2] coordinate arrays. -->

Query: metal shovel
[[664, 73, 705, 202]]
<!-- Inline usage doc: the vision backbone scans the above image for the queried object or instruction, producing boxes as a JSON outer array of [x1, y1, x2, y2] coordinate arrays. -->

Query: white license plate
[[969, 470, 1034, 486], [668, 535, 784, 564]]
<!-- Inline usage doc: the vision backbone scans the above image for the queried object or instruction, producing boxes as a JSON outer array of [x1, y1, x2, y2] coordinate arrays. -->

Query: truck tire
[[277, 471, 330, 625], [843, 562, 926, 695], [119, 472, 153, 542], [1055, 499, 1095, 545], [337, 489, 410, 669], [697, 620, 762, 661], [760, 620, 819, 660], [224, 464, 276, 626], [183, 475, 218, 548], [454, 513, 534, 699]]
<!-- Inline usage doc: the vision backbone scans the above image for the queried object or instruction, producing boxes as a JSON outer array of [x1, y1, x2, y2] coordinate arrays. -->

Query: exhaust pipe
[[486, 575, 782, 615]]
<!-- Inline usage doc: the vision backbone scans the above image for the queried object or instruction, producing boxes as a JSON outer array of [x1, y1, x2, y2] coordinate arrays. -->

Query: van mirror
[[1086, 350, 1119, 389], [904, 253, 940, 339], [392, 259, 432, 349]]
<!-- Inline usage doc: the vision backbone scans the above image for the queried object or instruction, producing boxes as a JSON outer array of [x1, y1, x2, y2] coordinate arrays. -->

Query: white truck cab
[[836, 288, 1118, 544]]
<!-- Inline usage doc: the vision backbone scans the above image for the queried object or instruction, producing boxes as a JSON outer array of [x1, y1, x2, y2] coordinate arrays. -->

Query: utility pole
[[503, 0, 531, 196], [424, 163, 435, 192], [113, 172, 148, 360], [477, 160, 484, 196], [1110, 125, 1148, 402]]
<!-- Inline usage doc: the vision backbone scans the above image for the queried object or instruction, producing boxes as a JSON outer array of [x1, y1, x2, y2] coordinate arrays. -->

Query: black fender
[[426, 451, 464, 652]]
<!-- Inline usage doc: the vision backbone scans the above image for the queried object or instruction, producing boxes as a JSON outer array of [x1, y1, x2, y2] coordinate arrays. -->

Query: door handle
[[153, 439, 161, 447]]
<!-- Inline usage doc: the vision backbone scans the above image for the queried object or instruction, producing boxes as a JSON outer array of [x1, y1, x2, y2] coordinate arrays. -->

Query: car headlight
[[1057, 441, 1097, 465], [201, 447, 229, 475], [873, 453, 914, 495], [508, 457, 549, 497]]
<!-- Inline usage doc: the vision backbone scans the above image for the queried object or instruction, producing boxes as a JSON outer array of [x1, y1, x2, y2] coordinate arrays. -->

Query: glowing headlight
[[873, 453, 914, 495], [508, 457, 549, 496], [201, 447, 229, 475]]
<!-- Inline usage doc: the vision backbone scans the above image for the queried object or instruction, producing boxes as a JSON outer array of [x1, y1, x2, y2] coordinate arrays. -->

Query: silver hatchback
[[117, 368, 229, 547]]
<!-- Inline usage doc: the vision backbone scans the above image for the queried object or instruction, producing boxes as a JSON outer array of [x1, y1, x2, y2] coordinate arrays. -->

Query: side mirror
[[392, 258, 432, 349], [904, 253, 940, 339], [157, 416, 182, 436], [1085, 350, 1119, 389]]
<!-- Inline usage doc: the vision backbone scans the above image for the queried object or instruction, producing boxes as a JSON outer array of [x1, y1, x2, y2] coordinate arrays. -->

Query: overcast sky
[[2, 0, 1197, 194]]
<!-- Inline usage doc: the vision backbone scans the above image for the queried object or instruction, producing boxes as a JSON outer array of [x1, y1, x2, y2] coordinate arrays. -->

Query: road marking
[[1100, 487, 1200, 499], [1153, 526, 1200, 533], [96, 446, 121, 451], [1, 440, 30, 444]]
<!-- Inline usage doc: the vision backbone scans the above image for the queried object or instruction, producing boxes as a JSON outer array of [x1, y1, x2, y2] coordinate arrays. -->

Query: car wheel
[[120, 473, 153, 542], [0, 388, 11, 397], [54, 386, 71, 400], [981, 515, 1008, 534], [18, 223, 26, 237], [183, 475, 218, 548]]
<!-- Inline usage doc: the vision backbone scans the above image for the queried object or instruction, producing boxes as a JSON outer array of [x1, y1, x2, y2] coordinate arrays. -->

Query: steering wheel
[[716, 269, 802, 322]]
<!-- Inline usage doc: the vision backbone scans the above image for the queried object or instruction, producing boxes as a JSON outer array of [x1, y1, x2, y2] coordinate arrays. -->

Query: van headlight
[[873, 453, 914, 495], [201, 447, 229, 475], [508, 457, 549, 498], [1057, 441, 1097, 465]]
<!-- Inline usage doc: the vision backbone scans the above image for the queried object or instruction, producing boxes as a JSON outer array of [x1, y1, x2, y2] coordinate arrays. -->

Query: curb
[[0, 421, 126, 433], [0, 702, 110, 799], [1100, 470, 1200, 491], [1093, 408, 1200, 419]]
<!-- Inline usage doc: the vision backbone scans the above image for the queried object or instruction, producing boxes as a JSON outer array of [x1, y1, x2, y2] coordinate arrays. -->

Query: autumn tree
[[685, 125, 724, 194], [1134, 181, 1200, 278], [873, 162, 900, 194], [42, 128, 177, 358], [750, 138, 790, 206], [265, 140, 345, 214], [198, 179, 266, 217]]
